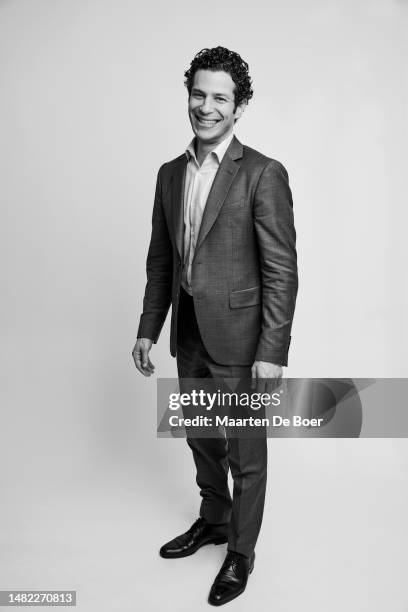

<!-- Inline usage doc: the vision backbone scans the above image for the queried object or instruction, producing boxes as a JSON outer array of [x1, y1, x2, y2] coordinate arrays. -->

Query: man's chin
[[193, 128, 223, 143]]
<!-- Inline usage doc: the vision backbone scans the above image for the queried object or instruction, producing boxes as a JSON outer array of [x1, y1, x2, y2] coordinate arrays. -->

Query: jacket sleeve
[[137, 165, 173, 343], [253, 160, 298, 366]]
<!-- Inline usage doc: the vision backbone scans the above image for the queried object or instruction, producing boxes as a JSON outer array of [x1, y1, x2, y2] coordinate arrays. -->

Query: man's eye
[[192, 93, 203, 99], [215, 97, 226, 102]]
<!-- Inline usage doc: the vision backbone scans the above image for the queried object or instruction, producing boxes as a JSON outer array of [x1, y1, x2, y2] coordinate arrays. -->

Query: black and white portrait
[[1, 1, 407, 610]]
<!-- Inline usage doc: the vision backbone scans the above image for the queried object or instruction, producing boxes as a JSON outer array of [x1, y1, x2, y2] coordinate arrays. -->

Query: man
[[133, 46, 298, 606]]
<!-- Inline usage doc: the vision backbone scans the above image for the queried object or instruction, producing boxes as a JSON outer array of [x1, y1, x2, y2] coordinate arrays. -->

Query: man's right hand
[[132, 338, 155, 376]]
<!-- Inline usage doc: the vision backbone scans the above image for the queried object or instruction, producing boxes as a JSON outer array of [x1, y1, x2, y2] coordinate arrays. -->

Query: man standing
[[133, 46, 298, 605]]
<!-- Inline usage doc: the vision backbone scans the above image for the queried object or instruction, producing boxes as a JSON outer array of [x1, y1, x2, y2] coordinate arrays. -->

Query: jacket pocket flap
[[229, 286, 261, 309]]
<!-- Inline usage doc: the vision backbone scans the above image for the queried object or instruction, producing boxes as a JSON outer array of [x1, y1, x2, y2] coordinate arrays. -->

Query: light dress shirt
[[181, 132, 234, 295]]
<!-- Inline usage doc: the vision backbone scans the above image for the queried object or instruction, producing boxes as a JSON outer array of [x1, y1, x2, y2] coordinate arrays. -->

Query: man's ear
[[234, 100, 247, 120]]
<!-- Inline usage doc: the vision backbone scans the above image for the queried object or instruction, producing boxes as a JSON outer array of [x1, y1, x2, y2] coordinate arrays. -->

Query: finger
[[140, 357, 154, 375], [134, 355, 148, 376], [265, 378, 273, 395], [132, 350, 140, 367], [269, 375, 281, 393], [141, 346, 150, 368], [256, 377, 265, 395], [143, 357, 154, 376]]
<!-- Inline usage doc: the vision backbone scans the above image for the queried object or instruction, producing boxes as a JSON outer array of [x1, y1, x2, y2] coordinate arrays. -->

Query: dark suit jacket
[[137, 135, 298, 366]]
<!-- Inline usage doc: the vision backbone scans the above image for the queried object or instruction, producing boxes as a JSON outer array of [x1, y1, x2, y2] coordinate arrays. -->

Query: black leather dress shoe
[[208, 550, 255, 606], [159, 517, 228, 559]]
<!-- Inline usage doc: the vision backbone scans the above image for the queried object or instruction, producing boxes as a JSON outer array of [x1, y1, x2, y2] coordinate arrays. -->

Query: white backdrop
[[1, 1, 408, 611]]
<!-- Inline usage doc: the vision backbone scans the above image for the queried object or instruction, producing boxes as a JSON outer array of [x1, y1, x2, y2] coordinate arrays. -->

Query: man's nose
[[199, 98, 213, 114]]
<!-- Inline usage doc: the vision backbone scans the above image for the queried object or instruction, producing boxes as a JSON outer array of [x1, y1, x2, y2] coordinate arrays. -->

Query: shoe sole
[[159, 537, 228, 559]]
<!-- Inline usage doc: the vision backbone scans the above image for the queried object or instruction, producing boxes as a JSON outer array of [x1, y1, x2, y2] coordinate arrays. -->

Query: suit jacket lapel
[[194, 135, 243, 257], [170, 135, 243, 260], [171, 155, 187, 259]]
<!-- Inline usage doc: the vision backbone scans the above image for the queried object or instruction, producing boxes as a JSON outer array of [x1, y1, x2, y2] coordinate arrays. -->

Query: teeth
[[197, 118, 218, 126]]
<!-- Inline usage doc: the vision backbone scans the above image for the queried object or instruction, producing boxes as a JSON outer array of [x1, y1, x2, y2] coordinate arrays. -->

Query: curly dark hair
[[184, 46, 254, 108]]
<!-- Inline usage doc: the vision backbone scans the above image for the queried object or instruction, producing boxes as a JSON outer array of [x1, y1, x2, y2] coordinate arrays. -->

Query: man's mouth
[[195, 116, 221, 128]]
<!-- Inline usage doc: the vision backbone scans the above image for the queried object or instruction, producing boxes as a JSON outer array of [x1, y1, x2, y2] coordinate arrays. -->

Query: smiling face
[[188, 69, 245, 148]]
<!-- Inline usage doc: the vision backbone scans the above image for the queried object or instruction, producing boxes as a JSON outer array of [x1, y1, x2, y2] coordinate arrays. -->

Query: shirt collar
[[185, 132, 234, 165]]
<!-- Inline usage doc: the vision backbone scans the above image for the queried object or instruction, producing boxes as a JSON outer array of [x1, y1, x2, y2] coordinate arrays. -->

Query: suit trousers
[[176, 287, 267, 558]]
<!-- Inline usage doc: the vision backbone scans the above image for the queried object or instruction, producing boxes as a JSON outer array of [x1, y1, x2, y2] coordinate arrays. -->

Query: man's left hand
[[251, 361, 282, 393]]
